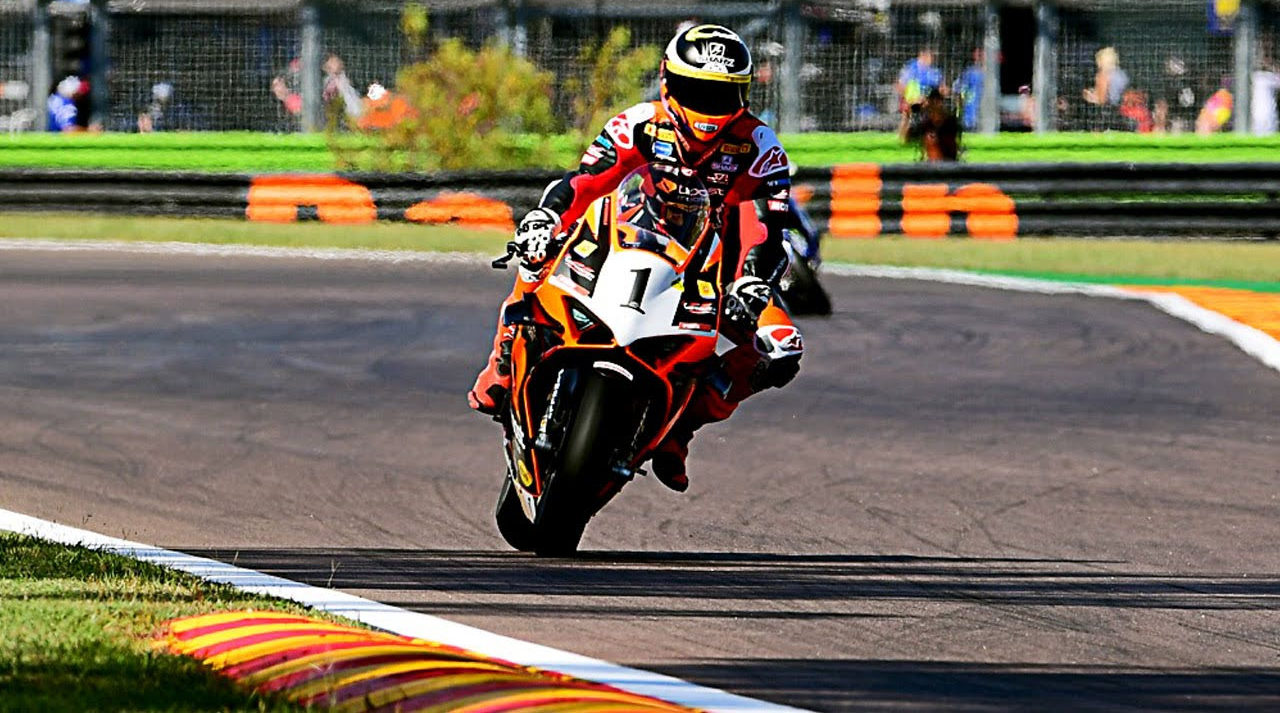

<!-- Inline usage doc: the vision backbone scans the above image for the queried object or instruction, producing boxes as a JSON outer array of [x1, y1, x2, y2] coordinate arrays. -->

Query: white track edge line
[[0, 507, 808, 713], [825, 263, 1280, 375]]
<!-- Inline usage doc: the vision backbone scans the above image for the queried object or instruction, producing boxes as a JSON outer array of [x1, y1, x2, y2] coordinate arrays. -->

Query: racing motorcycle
[[487, 162, 802, 555]]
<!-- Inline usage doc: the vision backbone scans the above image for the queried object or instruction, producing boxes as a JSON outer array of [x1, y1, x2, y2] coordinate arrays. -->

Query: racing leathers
[[469, 100, 804, 489]]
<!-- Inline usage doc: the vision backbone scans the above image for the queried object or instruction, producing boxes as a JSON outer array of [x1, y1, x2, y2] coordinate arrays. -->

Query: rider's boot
[[650, 425, 695, 492], [467, 326, 514, 415], [468, 269, 545, 415], [649, 330, 801, 492], [649, 346, 754, 492]]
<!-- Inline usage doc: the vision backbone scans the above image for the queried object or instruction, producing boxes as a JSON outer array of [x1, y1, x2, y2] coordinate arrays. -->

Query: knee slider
[[751, 324, 804, 390]]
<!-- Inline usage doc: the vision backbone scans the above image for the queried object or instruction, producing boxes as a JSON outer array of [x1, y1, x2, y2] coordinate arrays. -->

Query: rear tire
[[782, 258, 832, 316]]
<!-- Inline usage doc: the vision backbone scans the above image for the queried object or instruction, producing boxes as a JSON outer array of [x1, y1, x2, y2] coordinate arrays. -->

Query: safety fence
[[4, 1, 1280, 135], [3, 164, 1280, 239]]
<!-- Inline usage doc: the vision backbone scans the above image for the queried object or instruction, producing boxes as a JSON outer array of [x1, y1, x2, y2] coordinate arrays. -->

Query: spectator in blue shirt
[[953, 49, 985, 130], [47, 76, 81, 132], [897, 47, 942, 111]]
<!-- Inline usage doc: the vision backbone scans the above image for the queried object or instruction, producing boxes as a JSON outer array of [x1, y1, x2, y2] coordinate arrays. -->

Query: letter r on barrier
[[902, 183, 1018, 240]]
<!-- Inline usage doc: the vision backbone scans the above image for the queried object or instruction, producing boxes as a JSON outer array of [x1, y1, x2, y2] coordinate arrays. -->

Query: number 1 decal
[[624, 268, 651, 313]]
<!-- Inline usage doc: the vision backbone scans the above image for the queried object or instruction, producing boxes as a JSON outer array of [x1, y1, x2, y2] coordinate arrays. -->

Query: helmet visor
[[665, 72, 744, 116]]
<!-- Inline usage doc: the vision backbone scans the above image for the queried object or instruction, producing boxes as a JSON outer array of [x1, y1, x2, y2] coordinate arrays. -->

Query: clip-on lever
[[491, 242, 520, 269]]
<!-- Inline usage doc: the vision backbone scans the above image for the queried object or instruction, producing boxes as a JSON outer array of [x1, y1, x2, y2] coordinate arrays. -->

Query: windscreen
[[614, 164, 711, 250]]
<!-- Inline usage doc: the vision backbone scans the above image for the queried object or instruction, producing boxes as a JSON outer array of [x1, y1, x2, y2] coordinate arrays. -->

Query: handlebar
[[490, 241, 520, 269]]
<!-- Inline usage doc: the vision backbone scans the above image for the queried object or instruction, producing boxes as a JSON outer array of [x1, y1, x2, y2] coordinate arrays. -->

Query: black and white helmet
[[660, 24, 753, 144]]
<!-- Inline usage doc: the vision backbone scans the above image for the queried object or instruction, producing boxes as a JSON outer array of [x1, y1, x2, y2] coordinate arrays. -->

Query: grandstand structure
[[0, 0, 1277, 135]]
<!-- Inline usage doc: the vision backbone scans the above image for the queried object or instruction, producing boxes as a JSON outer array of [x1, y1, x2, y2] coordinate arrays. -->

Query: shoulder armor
[[603, 102, 658, 151], [748, 125, 789, 178]]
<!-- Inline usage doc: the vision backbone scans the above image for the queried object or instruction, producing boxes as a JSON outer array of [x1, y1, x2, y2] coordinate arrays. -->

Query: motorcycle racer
[[469, 23, 804, 492]]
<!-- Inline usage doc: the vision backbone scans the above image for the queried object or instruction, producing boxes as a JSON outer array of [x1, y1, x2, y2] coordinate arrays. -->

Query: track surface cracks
[[1, 249, 1279, 711]]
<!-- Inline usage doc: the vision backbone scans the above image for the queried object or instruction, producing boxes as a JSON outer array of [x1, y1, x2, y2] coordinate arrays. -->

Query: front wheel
[[531, 370, 615, 556], [494, 477, 538, 552]]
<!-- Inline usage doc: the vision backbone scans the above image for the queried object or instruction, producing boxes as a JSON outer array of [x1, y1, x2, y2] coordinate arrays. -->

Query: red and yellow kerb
[[158, 610, 695, 713]]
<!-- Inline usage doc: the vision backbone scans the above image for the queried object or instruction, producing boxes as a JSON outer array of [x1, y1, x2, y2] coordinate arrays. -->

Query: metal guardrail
[[3, 164, 1280, 239]]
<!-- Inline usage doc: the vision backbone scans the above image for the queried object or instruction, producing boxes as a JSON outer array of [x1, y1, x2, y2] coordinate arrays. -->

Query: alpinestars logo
[[749, 146, 788, 178]]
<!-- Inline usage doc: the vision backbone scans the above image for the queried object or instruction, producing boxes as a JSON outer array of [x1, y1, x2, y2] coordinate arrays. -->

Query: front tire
[[531, 370, 615, 556], [494, 477, 538, 552]]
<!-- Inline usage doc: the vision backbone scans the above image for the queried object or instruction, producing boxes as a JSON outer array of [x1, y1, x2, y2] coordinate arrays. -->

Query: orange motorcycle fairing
[[493, 162, 727, 553]]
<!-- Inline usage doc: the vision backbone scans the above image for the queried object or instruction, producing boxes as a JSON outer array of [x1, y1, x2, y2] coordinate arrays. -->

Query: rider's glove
[[514, 207, 562, 269], [723, 276, 774, 328]]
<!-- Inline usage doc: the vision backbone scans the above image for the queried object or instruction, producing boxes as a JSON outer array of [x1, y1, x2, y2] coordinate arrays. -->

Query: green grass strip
[[8, 131, 1280, 172], [0, 212, 511, 254], [0, 532, 321, 712], [823, 237, 1280, 287]]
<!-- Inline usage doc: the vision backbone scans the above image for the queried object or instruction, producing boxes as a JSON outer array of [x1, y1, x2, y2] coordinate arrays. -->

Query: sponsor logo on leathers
[[748, 126, 789, 178], [711, 156, 739, 172]]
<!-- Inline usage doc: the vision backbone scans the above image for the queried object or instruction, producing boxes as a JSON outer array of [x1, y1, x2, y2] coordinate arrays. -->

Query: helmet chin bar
[[659, 72, 746, 151]]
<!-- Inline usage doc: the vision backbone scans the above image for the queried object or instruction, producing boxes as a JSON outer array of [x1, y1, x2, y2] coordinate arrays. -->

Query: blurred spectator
[[271, 74, 303, 132], [952, 48, 985, 131], [323, 54, 364, 121], [357, 82, 416, 131], [1251, 62, 1280, 136], [1082, 47, 1131, 131], [136, 82, 203, 132], [754, 60, 777, 126], [897, 47, 942, 111], [1016, 84, 1035, 130], [1119, 90, 1154, 133], [1154, 55, 1196, 134], [1196, 83, 1233, 134], [900, 88, 960, 162], [1082, 47, 1129, 106], [46, 76, 82, 132]]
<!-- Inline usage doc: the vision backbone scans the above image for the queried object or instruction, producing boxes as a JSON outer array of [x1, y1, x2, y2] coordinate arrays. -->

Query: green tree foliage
[[383, 39, 557, 171], [565, 27, 661, 139], [330, 3, 556, 171], [401, 1, 430, 57], [331, 15, 658, 171]]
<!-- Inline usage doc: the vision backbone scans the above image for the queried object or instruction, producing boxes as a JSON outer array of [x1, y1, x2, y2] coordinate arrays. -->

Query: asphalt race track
[[2, 246, 1279, 712]]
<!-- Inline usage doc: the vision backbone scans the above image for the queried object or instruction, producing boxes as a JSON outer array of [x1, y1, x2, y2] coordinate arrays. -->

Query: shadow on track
[[657, 659, 1280, 712], [184, 548, 1280, 612], [181, 548, 1280, 711]]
